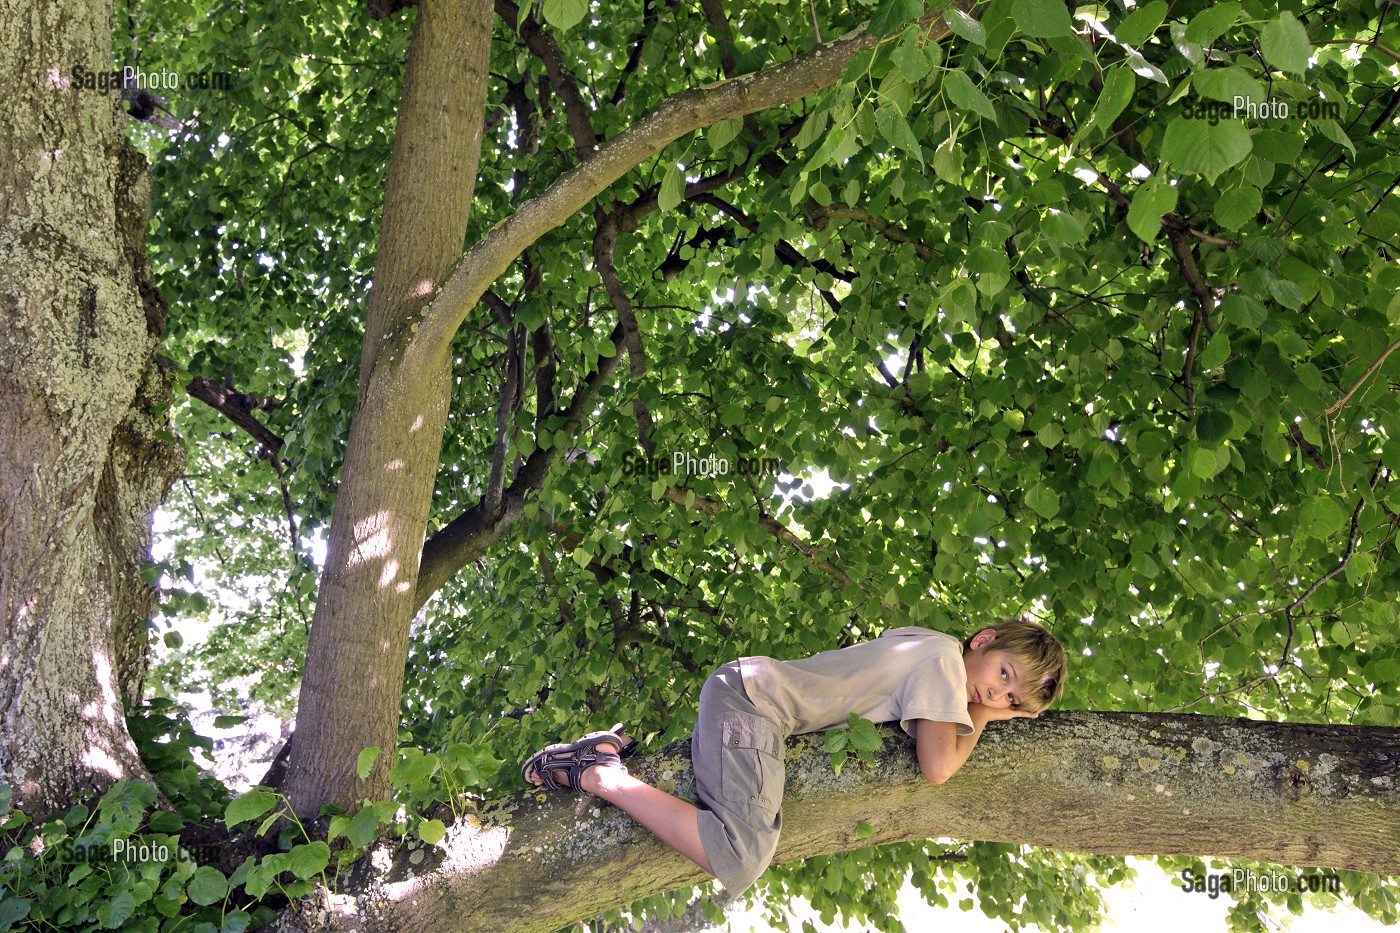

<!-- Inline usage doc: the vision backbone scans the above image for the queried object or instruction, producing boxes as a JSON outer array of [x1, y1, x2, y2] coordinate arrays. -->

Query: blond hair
[[969, 618, 1067, 713]]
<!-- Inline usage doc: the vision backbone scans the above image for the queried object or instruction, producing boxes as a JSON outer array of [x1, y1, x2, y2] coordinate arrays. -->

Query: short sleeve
[[893, 655, 974, 737]]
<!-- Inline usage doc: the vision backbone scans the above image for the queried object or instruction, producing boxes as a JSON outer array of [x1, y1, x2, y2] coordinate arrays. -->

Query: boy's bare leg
[[527, 738, 715, 876], [581, 765, 715, 875]]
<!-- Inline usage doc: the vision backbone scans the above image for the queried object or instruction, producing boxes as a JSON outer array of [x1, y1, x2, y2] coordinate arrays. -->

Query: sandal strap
[[523, 733, 629, 792]]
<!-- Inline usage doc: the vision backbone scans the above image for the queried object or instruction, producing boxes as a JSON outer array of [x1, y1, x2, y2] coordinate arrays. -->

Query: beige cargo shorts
[[692, 661, 787, 894]]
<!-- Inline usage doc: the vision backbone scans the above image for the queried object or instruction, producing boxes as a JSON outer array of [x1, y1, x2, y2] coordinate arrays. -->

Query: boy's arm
[[914, 705, 1036, 784]]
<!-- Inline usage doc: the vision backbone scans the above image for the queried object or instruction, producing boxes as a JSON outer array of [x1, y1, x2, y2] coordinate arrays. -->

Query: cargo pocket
[[717, 716, 786, 814]]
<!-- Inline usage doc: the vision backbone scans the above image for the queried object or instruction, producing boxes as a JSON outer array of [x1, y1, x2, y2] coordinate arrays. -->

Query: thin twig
[[1325, 335, 1400, 417]]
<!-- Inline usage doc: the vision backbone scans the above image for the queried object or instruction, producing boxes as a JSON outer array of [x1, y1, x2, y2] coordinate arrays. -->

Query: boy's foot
[[522, 726, 635, 794]]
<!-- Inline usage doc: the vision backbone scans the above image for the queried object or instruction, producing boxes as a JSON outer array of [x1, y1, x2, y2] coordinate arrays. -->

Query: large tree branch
[[405, 10, 957, 372], [183, 371, 285, 457], [264, 712, 1400, 933]]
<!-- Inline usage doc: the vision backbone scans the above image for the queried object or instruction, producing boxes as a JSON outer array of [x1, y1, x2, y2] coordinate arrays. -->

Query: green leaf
[[1026, 484, 1061, 519], [1160, 117, 1252, 181], [932, 140, 961, 183], [540, 0, 588, 32], [1261, 13, 1311, 75], [1123, 48, 1168, 84], [1252, 129, 1305, 163], [1086, 65, 1134, 138], [1127, 178, 1178, 242], [1331, 620, 1353, 647], [847, 714, 882, 751], [345, 805, 383, 848], [1012, 0, 1073, 37], [1300, 496, 1348, 539], [1197, 333, 1231, 371], [1315, 119, 1355, 157], [1195, 410, 1232, 444], [224, 789, 277, 828], [658, 163, 685, 212], [186, 865, 229, 906], [869, 0, 922, 37], [856, 820, 876, 838], [418, 819, 447, 845], [1269, 278, 1305, 309], [1189, 448, 1222, 479], [1184, 3, 1239, 47], [164, 630, 183, 649], [212, 714, 249, 729], [793, 111, 827, 149], [393, 752, 440, 789], [288, 841, 331, 879], [943, 8, 986, 45], [356, 747, 380, 781], [894, 33, 931, 82], [148, 809, 185, 833], [1214, 186, 1261, 231], [706, 118, 741, 152], [1191, 66, 1266, 104], [97, 891, 137, 929], [943, 71, 998, 124], [1044, 210, 1086, 244], [1115, 1, 1166, 46], [0, 899, 32, 931], [221, 912, 253, 933], [876, 107, 924, 163]]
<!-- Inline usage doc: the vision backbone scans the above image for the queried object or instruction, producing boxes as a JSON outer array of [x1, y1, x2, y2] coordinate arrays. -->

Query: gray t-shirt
[[737, 627, 975, 737]]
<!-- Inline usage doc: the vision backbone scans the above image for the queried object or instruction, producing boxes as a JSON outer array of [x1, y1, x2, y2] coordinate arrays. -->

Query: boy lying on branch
[[523, 618, 1067, 893]]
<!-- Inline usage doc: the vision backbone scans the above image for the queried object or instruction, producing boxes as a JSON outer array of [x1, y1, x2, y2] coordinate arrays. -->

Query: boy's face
[[962, 629, 1028, 709]]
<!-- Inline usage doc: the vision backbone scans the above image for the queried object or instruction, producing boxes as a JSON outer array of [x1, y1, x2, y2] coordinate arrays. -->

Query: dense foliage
[[14, 0, 1396, 928]]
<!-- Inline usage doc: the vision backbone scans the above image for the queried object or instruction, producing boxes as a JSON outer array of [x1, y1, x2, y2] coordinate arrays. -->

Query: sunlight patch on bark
[[81, 743, 123, 779], [378, 559, 400, 589], [349, 512, 393, 568]]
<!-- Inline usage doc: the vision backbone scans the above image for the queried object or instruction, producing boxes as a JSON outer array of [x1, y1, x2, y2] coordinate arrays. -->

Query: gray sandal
[[522, 724, 634, 792]]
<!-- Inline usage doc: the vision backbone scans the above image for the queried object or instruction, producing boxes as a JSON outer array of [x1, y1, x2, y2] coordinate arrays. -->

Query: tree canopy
[[4, 0, 1399, 928]]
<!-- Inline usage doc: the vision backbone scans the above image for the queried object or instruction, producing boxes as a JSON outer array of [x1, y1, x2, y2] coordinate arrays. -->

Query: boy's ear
[[970, 628, 998, 650]]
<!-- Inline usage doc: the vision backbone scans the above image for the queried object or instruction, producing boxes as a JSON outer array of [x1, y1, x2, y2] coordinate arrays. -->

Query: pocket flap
[[719, 716, 783, 758]]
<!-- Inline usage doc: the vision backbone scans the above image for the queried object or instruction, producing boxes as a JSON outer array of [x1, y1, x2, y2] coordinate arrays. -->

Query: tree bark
[[265, 712, 1400, 932], [0, 0, 184, 814], [282, 0, 496, 815]]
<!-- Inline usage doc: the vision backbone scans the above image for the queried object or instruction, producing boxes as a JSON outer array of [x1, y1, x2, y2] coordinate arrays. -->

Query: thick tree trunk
[[264, 712, 1400, 932], [0, 0, 183, 814], [282, 0, 495, 815]]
